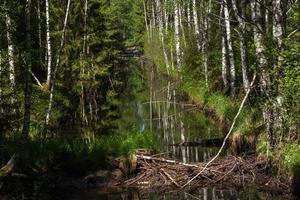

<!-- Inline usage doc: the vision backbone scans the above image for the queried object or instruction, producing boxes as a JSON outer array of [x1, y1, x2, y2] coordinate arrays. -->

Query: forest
[[0, 0, 300, 199]]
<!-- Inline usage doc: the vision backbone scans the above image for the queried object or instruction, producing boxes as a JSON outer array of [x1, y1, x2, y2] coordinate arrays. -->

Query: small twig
[[161, 168, 180, 187]]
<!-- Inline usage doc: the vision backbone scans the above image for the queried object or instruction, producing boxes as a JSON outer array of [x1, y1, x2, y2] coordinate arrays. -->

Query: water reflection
[[146, 72, 225, 163], [65, 186, 281, 200]]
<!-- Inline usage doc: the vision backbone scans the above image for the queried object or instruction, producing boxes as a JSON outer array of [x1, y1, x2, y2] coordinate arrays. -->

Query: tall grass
[[1, 130, 158, 175]]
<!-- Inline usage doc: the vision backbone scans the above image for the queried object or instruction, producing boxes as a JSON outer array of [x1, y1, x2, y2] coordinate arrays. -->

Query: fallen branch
[[180, 73, 257, 189]]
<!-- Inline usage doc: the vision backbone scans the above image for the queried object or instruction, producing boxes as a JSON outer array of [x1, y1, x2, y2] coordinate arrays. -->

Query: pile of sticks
[[124, 153, 290, 193]]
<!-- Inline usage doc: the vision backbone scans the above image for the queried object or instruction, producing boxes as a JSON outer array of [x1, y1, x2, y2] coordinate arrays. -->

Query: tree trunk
[[224, 0, 236, 95], [232, 0, 250, 92], [143, 0, 150, 41], [203, 0, 212, 88], [155, 0, 170, 71], [0, 51, 2, 114], [5, 1, 17, 108], [45, 0, 71, 130], [251, 0, 273, 147], [174, 1, 181, 68], [220, 3, 228, 88], [192, 0, 201, 50], [37, 0, 42, 61], [45, 0, 52, 87], [21, 0, 32, 140]]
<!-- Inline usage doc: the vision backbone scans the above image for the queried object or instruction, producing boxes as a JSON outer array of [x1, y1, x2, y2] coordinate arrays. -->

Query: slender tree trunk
[[143, 0, 150, 41], [187, 1, 191, 30], [5, 1, 17, 108], [164, 0, 168, 33], [179, 4, 186, 47], [232, 0, 250, 92], [220, 3, 228, 88], [0, 51, 2, 114], [224, 0, 236, 95], [174, 1, 181, 68], [155, 0, 170, 71], [45, 0, 52, 87], [273, 0, 285, 143], [251, 0, 273, 147], [80, 0, 88, 125], [21, 0, 32, 140], [192, 0, 201, 50], [37, 0, 42, 60], [45, 0, 71, 129], [203, 0, 211, 88]]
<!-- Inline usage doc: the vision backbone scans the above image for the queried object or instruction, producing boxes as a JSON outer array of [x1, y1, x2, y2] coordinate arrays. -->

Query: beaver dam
[[117, 152, 291, 196]]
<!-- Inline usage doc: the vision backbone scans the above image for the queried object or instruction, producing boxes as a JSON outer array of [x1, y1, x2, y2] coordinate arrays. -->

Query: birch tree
[[155, 0, 170, 70], [45, 0, 71, 129], [232, 0, 250, 92], [174, 0, 181, 68], [45, 0, 52, 87], [5, 0, 17, 107], [143, 0, 150, 41], [220, 3, 228, 88], [251, 0, 274, 147], [192, 0, 201, 50], [223, 0, 236, 95]]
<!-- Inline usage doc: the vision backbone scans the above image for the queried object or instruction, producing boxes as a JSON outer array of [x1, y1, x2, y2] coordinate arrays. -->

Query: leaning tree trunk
[[232, 0, 250, 92], [224, 0, 236, 96], [45, 0, 52, 87], [45, 0, 71, 130]]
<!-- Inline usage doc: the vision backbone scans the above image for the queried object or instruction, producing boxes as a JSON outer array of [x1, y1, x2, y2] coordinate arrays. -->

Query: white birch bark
[[251, 0, 273, 146], [273, 0, 285, 141], [143, 0, 150, 41], [80, 0, 88, 125], [192, 0, 201, 50], [37, 0, 42, 54], [187, 1, 191, 30], [45, 0, 71, 128], [203, 0, 211, 88], [174, 1, 181, 68], [45, 0, 52, 87], [179, 4, 186, 47], [232, 0, 250, 92], [155, 0, 170, 71], [273, 0, 283, 47], [224, 0, 236, 95], [5, 3, 17, 106], [220, 3, 228, 88], [164, 0, 168, 33]]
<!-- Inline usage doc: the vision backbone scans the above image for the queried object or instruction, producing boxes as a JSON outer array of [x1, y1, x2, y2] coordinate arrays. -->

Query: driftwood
[[124, 152, 290, 195]]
